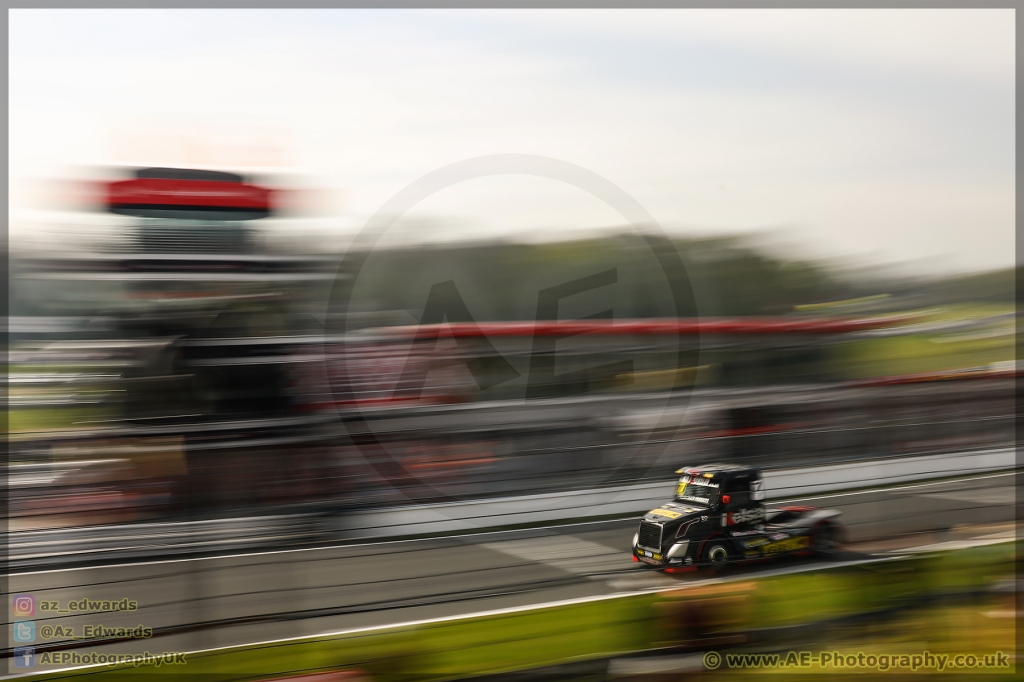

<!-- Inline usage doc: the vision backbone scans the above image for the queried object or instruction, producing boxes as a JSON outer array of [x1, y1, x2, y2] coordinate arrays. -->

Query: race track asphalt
[[6, 472, 1014, 665]]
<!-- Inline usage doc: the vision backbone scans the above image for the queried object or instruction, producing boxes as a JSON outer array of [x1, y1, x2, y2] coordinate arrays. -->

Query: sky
[[8, 9, 1015, 274]]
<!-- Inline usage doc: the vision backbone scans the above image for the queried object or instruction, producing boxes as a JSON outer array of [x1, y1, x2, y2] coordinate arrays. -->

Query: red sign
[[106, 178, 273, 212]]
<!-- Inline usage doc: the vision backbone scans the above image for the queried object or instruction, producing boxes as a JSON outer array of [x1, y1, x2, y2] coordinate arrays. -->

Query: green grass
[[25, 596, 657, 682], [833, 305, 1014, 378], [9, 407, 117, 435]]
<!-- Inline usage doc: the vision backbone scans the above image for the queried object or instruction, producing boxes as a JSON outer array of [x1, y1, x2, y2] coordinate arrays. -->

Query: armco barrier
[[341, 447, 1014, 537], [8, 447, 1014, 568]]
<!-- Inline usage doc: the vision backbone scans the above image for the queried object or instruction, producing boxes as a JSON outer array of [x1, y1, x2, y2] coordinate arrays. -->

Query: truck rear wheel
[[812, 522, 841, 557]]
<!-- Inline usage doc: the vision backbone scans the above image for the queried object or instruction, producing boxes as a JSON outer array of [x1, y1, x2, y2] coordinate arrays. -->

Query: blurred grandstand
[[8, 166, 1016, 532]]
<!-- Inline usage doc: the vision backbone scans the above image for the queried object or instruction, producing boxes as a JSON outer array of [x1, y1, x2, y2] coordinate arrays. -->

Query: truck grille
[[637, 521, 663, 551]]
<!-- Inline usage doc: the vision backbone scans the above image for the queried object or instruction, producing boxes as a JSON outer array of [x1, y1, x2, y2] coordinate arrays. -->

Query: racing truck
[[631, 463, 845, 571]]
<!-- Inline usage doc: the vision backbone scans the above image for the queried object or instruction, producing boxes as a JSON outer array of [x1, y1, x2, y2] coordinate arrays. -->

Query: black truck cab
[[632, 463, 841, 570]]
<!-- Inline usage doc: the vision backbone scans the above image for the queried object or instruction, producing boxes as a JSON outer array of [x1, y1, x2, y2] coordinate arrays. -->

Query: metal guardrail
[[7, 515, 323, 570], [338, 447, 1015, 538], [6, 447, 1014, 570]]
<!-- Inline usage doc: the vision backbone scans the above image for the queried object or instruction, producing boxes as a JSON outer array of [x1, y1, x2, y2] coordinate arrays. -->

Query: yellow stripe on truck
[[762, 536, 810, 554]]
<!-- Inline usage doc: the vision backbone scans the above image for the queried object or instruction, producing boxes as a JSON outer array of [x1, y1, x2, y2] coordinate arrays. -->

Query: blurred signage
[[105, 168, 273, 219]]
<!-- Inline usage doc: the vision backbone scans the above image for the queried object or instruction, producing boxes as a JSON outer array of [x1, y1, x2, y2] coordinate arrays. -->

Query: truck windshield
[[674, 476, 719, 506]]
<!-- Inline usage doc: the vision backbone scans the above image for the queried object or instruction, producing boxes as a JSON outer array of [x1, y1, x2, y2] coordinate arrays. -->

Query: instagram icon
[[12, 595, 35, 617]]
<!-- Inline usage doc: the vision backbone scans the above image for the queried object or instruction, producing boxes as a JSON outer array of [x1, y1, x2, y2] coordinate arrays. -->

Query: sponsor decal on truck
[[762, 536, 810, 555], [725, 507, 766, 526]]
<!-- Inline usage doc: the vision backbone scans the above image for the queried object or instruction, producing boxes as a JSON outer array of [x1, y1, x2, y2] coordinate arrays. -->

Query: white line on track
[[481, 535, 630, 580]]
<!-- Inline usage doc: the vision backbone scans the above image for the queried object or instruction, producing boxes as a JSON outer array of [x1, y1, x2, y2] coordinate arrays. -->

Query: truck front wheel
[[702, 542, 731, 573]]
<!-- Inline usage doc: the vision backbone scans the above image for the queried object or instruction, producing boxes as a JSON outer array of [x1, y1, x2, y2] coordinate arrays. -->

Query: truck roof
[[675, 463, 759, 478]]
